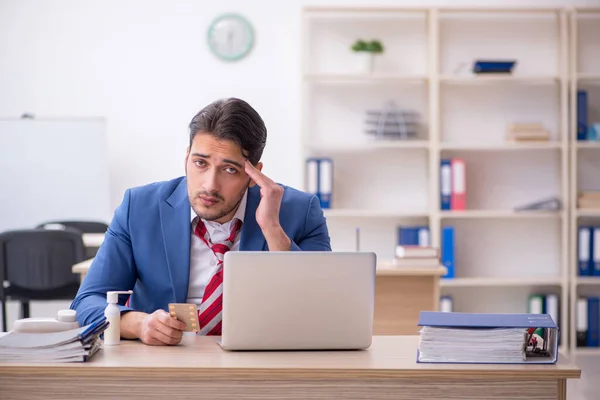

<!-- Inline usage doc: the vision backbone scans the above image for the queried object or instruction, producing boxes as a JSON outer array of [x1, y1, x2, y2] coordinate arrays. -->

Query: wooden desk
[[72, 258, 93, 283], [374, 264, 446, 335], [82, 233, 104, 248], [72, 260, 445, 334], [0, 335, 580, 400]]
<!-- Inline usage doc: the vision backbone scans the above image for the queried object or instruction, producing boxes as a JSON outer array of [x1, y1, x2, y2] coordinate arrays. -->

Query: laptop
[[218, 251, 376, 351]]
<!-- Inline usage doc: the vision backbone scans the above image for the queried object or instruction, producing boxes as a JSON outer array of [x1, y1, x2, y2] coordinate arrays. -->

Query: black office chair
[[37, 220, 108, 259], [36, 220, 108, 234], [0, 228, 85, 332]]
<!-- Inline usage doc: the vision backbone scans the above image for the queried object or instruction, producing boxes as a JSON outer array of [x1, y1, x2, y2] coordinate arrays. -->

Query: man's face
[[185, 132, 259, 223]]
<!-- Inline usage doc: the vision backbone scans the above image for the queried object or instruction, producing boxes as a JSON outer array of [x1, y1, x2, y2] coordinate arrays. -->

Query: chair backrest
[[0, 228, 85, 299], [37, 220, 108, 234]]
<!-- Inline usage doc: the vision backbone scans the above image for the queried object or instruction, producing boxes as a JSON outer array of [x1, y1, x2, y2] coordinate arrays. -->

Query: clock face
[[207, 13, 254, 61]]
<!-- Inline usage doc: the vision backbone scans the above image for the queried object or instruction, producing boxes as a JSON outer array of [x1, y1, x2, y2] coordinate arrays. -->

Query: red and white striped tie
[[194, 217, 242, 336]]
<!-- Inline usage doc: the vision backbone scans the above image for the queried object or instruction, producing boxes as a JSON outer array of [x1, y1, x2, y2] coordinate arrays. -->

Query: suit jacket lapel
[[159, 178, 191, 303], [240, 185, 267, 251]]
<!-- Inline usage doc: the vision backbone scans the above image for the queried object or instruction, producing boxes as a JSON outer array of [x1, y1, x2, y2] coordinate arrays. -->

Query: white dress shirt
[[186, 189, 247, 306]]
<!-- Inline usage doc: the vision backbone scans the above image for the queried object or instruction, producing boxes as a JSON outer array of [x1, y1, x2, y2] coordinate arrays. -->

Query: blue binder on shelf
[[440, 159, 451, 210], [318, 158, 333, 209], [588, 297, 600, 347], [441, 226, 455, 278], [577, 90, 588, 141], [417, 311, 559, 364], [305, 158, 332, 209], [593, 227, 600, 277], [398, 226, 430, 246], [473, 60, 516, 74], [579, 226, 592, 276]]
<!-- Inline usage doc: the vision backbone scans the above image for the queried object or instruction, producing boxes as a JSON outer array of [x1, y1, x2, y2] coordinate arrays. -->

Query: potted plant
[[351, 39, 384, 74]]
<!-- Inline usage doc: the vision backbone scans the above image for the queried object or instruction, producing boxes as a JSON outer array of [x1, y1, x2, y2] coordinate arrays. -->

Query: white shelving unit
[[569, 7, 600, 356], [301, 6, 598, 356]]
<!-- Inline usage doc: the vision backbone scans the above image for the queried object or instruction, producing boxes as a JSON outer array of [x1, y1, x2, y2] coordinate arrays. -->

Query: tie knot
[[194, 217, 243, 250]]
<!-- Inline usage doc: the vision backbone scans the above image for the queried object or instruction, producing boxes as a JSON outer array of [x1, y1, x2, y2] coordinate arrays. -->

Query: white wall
[[1, 0, 598, 214]]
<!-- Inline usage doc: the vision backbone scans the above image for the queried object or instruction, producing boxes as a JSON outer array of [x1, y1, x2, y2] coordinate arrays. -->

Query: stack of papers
[[418, 326, 527, 363], [0, 320, 108, 363]]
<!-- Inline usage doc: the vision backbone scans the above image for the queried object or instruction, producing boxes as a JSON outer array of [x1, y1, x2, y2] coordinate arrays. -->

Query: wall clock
[[207, 13, 254, 62]]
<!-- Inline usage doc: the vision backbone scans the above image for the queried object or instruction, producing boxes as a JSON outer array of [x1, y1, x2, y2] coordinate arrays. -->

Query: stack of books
[[578, 191, 600, 209], [416, 311, 559, 364], [0, 320, 108, 363], [390, 245, 440, 267], [506, 123, 550, 142]]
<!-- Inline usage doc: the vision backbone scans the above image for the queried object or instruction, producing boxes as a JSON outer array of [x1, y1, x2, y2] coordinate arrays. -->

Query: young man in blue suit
[[70, 98, 331, 345]]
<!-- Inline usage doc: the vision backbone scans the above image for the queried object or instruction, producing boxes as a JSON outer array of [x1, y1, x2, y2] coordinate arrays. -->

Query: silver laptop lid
[[220, 251, 376, 351]]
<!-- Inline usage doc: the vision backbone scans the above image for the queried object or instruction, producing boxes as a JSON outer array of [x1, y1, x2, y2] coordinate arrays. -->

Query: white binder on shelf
[[305, 158, 319, 197]]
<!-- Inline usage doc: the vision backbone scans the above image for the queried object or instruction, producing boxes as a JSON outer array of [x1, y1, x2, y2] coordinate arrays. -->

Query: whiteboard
[[0, 118, 111, 232]]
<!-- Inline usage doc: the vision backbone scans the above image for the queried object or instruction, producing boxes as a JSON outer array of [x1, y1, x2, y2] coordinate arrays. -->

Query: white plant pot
[[357, 52, 374, 74]]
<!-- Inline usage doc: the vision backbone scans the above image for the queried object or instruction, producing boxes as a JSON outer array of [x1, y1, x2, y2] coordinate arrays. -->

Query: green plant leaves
[[351, 39, 384, 53]]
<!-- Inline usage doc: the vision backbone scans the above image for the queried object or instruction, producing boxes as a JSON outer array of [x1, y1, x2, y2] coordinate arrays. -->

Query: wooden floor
[[567, 354, 600, 400]]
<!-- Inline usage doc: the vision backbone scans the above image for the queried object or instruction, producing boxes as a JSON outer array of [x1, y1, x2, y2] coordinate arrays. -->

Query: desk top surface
[[72, 258, 446, 277], [0, 335, 580, 380]]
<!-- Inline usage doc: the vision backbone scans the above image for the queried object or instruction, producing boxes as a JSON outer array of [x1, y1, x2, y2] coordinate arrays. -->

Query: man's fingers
[[157, 310, 187, 330], [152, 329, 181, 345], [244, 160, 273, 187], [154, 320, 184, 340]]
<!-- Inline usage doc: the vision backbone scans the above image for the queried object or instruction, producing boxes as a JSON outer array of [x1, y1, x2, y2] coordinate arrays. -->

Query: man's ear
[[184, 146, 190, 171], [248, 162, 263, 187]]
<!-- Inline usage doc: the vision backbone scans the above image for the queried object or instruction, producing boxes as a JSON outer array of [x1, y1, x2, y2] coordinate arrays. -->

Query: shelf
[[304, 74, 427, 84], [576, 277, 600, 285], [440, 277, 563, 287], [303, 8, 428, 19], [439, 210, 562, 219], [576, 141, 600, 149], [323, 209, 429, 218], [303, 4, 578, 355], [440, 142, 562, 151], [440, 74, 559, 85], [377, 263, 446, 277], [577, 73, 600, 84], [308, 140, 429, 153], [576, 209, 600, 217]]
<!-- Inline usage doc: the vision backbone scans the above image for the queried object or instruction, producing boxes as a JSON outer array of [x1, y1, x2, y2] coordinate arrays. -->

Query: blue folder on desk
[[417, 311, 559, 364]]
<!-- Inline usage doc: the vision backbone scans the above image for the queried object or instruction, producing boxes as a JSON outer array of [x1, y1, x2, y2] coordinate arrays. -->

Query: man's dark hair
[[189, 98, 267, 165]]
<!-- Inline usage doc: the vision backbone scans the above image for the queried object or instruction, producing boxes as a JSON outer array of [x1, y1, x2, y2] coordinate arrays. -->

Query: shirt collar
[[190, 188, 248, 226]]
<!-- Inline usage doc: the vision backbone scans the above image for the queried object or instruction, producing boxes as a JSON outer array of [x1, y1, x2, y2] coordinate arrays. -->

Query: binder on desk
[[417, 311, 559, 364]]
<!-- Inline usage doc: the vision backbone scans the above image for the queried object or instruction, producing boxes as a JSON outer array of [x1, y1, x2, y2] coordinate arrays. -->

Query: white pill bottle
[[104, 290, 133, 346]]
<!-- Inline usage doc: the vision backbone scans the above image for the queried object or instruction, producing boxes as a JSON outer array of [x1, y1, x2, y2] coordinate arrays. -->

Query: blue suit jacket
[[70, 176, 331, 327]]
